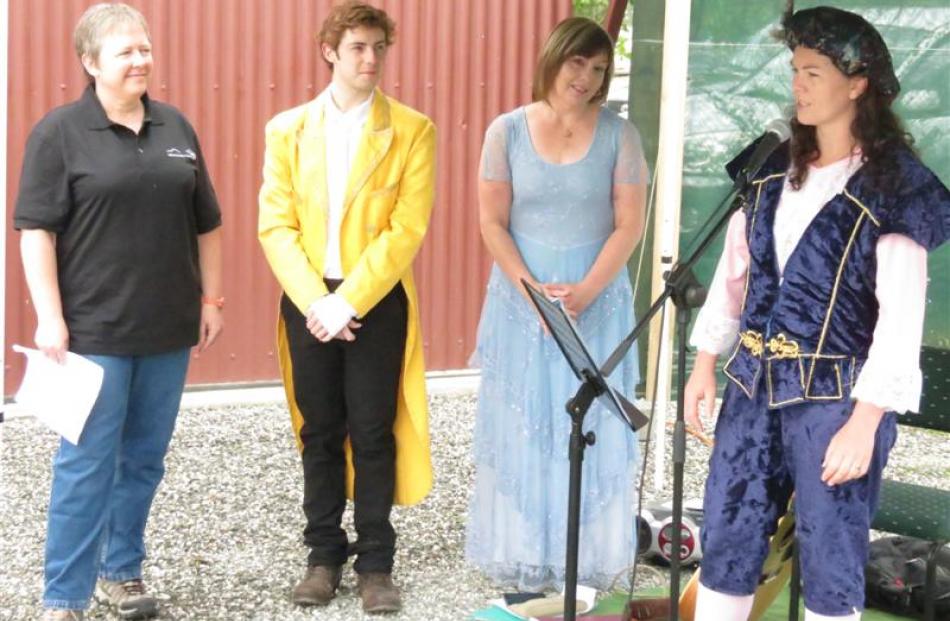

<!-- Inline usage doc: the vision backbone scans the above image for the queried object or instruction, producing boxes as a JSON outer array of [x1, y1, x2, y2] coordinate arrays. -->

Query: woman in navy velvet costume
[[684, 5, 950, 621]]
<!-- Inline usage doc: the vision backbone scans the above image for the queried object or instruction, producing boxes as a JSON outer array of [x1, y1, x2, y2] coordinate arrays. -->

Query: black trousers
[[280, 281, 407, 574]]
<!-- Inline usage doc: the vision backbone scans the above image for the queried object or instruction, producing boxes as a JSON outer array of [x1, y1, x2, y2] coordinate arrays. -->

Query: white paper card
[[13, 345, 104, 445], [489, 584, 597, 620]]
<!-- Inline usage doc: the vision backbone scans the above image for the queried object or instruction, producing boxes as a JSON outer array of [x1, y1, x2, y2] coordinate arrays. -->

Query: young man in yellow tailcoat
[[257, 1, 435, 613]]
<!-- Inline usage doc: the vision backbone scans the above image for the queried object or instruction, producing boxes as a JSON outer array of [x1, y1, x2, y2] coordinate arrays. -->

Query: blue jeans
[[44, 348, 190, 610]]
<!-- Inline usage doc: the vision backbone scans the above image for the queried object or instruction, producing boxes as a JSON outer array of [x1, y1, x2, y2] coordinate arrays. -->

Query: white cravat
[[322, 84, 373, 279], [773, 155, 863, 273], [307, 85, 372, 337]]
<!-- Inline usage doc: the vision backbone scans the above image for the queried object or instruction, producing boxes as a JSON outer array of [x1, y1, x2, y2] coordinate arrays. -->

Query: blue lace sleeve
[[479, 115, 511, 182], [613, 118, 649, 185]]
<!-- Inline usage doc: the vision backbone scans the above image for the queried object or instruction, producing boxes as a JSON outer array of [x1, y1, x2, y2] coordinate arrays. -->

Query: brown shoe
[[357, 572, 402, 613], [291, 565, 342, 606], [95, 579, 157, 619]]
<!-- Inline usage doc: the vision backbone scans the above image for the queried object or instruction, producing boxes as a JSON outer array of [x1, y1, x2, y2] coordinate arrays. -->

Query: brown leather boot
[[357, 572, 402, 613], [291, 565, 342, 606]]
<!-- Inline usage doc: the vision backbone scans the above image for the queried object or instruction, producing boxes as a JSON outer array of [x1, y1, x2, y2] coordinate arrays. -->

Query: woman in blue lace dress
[[465, 17, 648, 591]]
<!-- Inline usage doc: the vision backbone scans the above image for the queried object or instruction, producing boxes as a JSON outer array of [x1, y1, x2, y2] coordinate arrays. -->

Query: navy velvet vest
[[720, 142, 950, 408]]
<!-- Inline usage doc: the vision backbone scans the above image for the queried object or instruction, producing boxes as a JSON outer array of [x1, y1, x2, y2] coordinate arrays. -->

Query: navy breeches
[[699, 375, 897, 616]]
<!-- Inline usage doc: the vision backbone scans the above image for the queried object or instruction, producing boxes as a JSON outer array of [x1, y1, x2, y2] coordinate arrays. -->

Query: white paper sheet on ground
[[489, 584, 597, 620], [12, 345, 104, 445]]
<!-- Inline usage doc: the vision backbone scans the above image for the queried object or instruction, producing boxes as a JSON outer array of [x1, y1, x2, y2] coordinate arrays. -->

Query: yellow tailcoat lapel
[[343, 93, 394, 218], [297, 100, 330, 225]]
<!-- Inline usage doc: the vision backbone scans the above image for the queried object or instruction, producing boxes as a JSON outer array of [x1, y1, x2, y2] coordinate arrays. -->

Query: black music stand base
[[563, 373, 601, 621], [521, 281, 649, 621]]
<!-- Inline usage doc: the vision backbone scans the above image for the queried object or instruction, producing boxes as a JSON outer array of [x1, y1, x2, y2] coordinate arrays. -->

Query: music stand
[[522, 280, 648, 621]]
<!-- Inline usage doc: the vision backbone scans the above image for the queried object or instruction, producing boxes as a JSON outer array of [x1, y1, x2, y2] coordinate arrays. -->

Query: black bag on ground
[[865, 536, 950, 616]]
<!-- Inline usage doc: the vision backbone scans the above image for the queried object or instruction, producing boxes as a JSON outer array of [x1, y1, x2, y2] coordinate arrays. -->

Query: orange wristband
[[201, 296, 225, 309]]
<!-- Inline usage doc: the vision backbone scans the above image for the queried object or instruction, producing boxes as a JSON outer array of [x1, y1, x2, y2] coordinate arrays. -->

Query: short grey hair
[[73, 3, 150, 77]]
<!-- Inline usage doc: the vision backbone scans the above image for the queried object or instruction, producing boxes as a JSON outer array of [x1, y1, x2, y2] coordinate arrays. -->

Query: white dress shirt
[[690, 155, 928, 413], [307, 85, 372, 337]]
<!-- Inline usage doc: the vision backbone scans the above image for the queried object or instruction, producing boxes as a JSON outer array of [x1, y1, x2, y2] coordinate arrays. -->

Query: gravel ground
[[2, 393, 947, 620]]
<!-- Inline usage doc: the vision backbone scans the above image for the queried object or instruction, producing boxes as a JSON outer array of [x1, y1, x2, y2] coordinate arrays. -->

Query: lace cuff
[[688, 210, 747, 356], [851, 359, 922, 414], [307, 293, 356, 338], [852, 234, 927, 414], [689, 308, 739, 356]]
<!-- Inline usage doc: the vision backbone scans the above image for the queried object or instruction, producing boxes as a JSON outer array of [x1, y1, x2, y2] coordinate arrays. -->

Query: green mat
[[592, 588, 912, 620], [473, 587, 913, 620]]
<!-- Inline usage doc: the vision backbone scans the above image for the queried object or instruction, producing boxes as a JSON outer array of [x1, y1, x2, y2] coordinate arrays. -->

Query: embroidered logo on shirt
[[165, 147, 197, 160]]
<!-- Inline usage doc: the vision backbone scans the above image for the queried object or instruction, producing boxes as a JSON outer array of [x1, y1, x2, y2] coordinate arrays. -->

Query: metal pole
[[649, 0, 692, 491], [669, 305, 692, 620]]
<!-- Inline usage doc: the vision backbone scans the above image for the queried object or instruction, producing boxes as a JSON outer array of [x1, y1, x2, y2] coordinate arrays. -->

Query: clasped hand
[[541, 281, 594, 319], [305, 294, 361, 342], [306, 315, 362, 342]]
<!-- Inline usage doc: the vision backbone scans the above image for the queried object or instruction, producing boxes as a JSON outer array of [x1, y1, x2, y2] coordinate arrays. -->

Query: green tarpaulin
[[628, 1, 950, 386]]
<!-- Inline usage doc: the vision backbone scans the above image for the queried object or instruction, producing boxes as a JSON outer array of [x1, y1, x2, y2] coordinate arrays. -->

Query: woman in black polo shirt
[[14, 4, 222, 620]]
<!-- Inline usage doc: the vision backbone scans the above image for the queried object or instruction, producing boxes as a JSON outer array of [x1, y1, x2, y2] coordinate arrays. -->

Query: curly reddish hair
[[318, 1, 396, 67]]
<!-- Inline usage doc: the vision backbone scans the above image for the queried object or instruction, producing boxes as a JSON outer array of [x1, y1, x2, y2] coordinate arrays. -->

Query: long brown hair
[[789, 60, 913, 193]]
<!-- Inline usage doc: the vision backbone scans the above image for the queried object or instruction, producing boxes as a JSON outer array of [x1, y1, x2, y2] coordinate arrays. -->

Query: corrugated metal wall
[[4, 0, 573, 390]]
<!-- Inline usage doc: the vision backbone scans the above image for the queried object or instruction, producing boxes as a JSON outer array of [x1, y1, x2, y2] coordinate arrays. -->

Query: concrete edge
[[3, 369, 481, 419]]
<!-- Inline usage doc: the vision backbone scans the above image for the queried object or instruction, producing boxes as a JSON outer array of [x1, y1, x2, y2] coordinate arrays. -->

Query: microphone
[[734, 116, 792, 187]]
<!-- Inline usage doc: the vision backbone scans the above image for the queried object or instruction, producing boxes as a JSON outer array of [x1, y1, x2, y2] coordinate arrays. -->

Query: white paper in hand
[[13, 345, 104, 445]]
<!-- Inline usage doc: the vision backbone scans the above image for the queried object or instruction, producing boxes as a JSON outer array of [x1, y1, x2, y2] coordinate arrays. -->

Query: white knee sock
[[804, 608, 860, 620], [694, 583, 755, 621]]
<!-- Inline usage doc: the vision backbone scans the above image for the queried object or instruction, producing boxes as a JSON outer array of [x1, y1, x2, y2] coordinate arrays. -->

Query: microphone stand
[[603, 170, 758, 621]]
